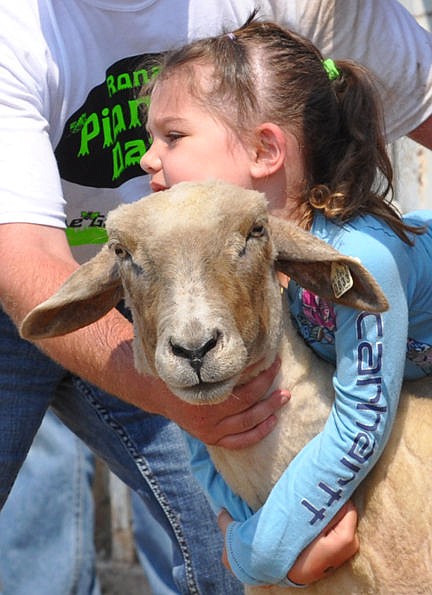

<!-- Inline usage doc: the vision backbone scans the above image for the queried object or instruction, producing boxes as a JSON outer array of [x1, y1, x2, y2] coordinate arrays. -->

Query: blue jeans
[[0, 410, 100, 595], [0, 309, 242, 594]]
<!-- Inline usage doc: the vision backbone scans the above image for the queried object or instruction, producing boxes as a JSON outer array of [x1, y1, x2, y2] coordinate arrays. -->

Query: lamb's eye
[[248, 224, 266, 239], [109, 241, 130, 259], [115, 246, 128, 257]]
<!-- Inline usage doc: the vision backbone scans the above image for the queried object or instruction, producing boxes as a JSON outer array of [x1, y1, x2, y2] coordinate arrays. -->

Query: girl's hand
[[218, 501, 359, 586], [287, 501, 359, 585]]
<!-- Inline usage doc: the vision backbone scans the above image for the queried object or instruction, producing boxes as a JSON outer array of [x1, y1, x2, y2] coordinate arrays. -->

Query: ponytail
[[305, 59, 422, 244]]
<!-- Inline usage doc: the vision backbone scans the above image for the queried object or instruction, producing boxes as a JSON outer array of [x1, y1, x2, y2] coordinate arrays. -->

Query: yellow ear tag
[[331, 263, 353, 298]]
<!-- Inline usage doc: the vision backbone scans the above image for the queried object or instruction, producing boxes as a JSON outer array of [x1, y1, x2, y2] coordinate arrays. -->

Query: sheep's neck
[[208, 296, 334, 511], [278, 294, 320, 388], [248, 292, 318, 399]]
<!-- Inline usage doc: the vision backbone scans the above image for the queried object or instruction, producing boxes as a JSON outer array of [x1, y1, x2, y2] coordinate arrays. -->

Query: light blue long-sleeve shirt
[[186, 210, 432, 586]]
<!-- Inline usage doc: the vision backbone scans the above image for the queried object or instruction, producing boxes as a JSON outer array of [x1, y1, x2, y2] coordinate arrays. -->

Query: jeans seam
[[70, 438, 86, 595], [73, 378, 200, 595]]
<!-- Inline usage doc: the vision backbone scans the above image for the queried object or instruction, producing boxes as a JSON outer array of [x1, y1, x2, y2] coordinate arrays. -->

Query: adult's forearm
[[409, 113, 432, 150], [0, 223, 173, 414]]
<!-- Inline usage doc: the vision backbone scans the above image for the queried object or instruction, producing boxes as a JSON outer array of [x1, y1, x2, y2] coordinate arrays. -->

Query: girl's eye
[[166, 131, 184, 143]]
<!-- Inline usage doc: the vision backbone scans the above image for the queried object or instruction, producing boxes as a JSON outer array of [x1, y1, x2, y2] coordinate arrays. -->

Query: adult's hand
[[165, 358, 290, 449], [0, 223, 288, 450]]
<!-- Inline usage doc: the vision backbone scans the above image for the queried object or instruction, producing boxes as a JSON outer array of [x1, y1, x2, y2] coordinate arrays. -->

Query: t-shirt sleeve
[[0, 7, 66, 228], [292, 0, 432, 142]]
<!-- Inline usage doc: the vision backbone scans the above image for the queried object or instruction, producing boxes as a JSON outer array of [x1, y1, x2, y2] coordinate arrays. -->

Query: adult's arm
[[409, 113, 432, 149], [0, 222, 286, 448]]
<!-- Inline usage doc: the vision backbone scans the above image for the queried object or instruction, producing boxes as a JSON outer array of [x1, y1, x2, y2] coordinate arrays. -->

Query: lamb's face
[[107, 184, 284, 404]]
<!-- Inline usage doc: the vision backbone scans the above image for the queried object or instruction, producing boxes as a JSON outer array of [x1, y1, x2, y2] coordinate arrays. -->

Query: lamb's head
[[21, 180, 388, 404], [108, 181, 285, 402]]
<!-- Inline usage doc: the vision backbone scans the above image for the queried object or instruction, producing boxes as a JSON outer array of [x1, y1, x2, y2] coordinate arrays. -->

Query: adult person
[[0, 1, 430, 593]]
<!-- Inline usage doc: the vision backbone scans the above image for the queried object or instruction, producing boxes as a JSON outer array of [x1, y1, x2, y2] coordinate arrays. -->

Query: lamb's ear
[[270, 216, 388, 312], [20, 245, 123, 340]]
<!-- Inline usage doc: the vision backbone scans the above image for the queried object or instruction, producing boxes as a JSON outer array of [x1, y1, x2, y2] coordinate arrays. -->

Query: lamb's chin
[[170, 378, 238, 405]]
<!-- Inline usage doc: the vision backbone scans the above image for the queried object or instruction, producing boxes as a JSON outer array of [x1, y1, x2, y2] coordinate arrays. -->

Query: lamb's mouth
[[170, 377, 236, 405]]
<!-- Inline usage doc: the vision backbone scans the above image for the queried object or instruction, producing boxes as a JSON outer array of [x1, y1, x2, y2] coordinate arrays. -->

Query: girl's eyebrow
[[147, 116, 188, 133]]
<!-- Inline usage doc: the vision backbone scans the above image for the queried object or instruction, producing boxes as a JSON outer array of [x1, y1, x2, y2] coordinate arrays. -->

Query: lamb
[[21, 180, 432, 594]]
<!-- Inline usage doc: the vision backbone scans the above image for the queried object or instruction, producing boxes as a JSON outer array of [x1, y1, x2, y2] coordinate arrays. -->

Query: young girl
[[140, 16, 432, 588]]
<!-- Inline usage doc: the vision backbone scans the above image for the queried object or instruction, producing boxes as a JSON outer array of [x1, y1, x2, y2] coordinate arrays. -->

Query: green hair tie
[[322, 58, 341, 81]]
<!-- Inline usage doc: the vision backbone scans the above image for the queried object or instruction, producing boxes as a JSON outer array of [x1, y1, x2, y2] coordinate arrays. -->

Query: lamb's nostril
[[169, 331, 220, 375]]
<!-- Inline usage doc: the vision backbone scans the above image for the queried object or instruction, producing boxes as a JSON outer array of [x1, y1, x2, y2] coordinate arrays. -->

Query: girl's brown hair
[[146, 12, 422, 244]]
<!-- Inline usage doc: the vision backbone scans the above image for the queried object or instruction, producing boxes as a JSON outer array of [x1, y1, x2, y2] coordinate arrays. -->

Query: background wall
[[392, 0, 432, 211]]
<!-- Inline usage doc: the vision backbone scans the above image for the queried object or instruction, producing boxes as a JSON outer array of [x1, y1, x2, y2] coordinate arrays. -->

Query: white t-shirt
[[0, 0, 431, 262]]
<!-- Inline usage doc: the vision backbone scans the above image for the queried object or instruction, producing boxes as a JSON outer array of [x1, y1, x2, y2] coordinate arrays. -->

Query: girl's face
[[141, 68, 305, 222], [140, 75, 260, 193]]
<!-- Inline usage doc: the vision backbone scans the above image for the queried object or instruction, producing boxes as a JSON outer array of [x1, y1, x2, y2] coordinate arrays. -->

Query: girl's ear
[[249, 123, 288, 179]]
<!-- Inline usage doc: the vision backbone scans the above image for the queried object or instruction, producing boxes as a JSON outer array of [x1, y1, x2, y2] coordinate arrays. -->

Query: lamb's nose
[[170, 332, 220, 375]]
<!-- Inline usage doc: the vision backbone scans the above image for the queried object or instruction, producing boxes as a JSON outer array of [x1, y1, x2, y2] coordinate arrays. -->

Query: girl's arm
[[187, 228, 410, 586], [187, 433, 359, 586]]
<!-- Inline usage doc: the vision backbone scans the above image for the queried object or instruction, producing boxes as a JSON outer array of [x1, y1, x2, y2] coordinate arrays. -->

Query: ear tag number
[[331, 263, 353, 298]]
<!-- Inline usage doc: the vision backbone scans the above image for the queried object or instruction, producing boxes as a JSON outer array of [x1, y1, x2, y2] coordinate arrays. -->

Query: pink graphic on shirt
[[302, 290, 336, 330], [299, 290, 337, 344], [407, 338, 432, 375]]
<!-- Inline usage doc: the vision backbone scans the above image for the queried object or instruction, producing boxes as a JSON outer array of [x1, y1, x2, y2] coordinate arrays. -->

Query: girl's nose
[[140, 144, 161, 174]]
